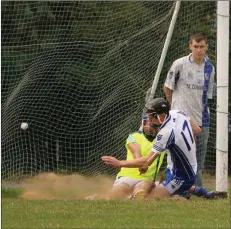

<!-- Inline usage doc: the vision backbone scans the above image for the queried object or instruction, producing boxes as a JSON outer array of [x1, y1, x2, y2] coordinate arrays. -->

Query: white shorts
[[113, 176, 159, 188], [113, 176, 143, 188]]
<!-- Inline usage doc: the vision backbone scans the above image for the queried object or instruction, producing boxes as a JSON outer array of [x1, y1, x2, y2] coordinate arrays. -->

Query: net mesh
[[2, 1, 217, 184]]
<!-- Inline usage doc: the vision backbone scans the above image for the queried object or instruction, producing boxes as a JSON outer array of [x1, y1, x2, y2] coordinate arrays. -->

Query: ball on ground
[[21, 122, 28, 130]]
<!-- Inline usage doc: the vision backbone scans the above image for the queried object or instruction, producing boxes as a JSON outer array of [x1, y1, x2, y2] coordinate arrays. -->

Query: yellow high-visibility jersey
[[117, 131, 166, 180]]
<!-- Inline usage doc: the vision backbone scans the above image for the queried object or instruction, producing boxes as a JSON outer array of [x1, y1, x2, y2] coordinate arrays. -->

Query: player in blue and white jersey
[[165, 155, 227, 199], [163, 32, 215, 187], [102, 98, 200, 199]]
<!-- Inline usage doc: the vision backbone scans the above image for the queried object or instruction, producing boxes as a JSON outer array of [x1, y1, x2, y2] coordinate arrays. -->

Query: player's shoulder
[[173, 55, 189, 66], [169, 110, 191, 127], [205, 56, 215, 66], [127, 131, 142, 141], [170, 109, 186, 115], [205, 57, 215, 74], [170, 110, 188, 118], [159, 115, 174, 132]]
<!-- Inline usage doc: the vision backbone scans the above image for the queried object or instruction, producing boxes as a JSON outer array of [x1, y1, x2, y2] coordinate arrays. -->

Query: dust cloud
[[21, 173, 114, 200]]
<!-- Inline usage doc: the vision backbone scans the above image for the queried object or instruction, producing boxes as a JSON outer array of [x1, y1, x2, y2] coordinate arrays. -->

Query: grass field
[[2, 187, 230, 229]]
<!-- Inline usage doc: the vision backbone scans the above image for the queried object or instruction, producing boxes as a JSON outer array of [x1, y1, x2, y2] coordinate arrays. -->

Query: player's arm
[[126, 134, 142, 159], [101, 151, 158, 168], [101, 134, 144, 168], [190, 119, 201, 137], [102, 128, 168, 168], [163, 60, 179, 105], [128, 143, 142, 159], [140, 127, 171, 172], [163, 86, 173, 105], [129, 142, 146, 173], [139, 130, 168, 172]]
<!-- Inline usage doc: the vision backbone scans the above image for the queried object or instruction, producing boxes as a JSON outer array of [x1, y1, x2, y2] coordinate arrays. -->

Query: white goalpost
[[147, 1, 181, 101], [216, 1, 229, 192]]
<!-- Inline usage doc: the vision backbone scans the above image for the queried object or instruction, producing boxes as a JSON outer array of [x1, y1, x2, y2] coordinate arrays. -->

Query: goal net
[[1, 1, 217, 186]]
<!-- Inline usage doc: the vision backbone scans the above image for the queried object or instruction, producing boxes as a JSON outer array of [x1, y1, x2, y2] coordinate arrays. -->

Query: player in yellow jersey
[[108, 129, 165, 200], [86, 100, 166, 200], [105, 99, 166, 200]]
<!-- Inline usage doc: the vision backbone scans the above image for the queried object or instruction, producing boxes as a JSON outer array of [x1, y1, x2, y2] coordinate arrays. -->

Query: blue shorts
[[162, 168, 196, 195]]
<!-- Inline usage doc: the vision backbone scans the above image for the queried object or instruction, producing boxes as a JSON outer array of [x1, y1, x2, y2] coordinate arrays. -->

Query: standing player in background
[[163, 32, 215, 186], [102, 98, 199, 199]]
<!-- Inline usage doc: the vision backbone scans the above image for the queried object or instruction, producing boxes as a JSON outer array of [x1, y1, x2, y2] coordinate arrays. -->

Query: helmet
[[143, 98, 169, 115]]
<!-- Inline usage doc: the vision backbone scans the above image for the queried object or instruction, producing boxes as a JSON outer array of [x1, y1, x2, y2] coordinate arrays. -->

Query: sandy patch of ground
[[21, 173, 114, 200]]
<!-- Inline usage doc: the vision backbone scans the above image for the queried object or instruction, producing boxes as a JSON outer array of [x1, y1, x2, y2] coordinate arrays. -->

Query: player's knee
[[148, 184, 169, 200], [107, 183, 132, 200], [133, 181, 151, 195]]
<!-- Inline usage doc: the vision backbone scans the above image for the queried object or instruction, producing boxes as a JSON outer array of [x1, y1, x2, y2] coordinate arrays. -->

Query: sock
[[193, 186, 209, 197]]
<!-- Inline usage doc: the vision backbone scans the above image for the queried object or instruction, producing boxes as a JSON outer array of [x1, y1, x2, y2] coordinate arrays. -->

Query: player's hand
[[139, 166, 148, 174], [101, 156, 121, 167], [193, 133, 198, 143], [190, 120, 201, 143]]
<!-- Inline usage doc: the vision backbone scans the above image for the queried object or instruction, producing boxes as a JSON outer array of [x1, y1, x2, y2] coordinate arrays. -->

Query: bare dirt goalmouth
[[21, 173, 114, 200]]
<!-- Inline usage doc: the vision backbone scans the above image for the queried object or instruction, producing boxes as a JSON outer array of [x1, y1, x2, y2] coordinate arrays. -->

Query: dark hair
[[189, 32, 208, 44]]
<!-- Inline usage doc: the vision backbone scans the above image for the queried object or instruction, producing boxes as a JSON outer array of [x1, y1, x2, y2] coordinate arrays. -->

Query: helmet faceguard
[[140, 112, 160, 137]]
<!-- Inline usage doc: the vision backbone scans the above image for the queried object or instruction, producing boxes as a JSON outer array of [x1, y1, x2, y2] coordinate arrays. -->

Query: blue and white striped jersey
[[152, 110, 197, 180], [164, 54, 215, 127]]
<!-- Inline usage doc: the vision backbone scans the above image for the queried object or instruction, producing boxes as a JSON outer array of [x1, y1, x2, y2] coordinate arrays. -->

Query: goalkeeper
[[86, 101, 166, 200], [107, 114, 166, 200]]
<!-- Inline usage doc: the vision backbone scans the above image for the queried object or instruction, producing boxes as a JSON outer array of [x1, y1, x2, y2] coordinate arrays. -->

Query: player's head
[[141, 112, 160, 137], [189, 32, 208, 44], [143, 98, 170, 127], [189, 32, 208, 60]]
